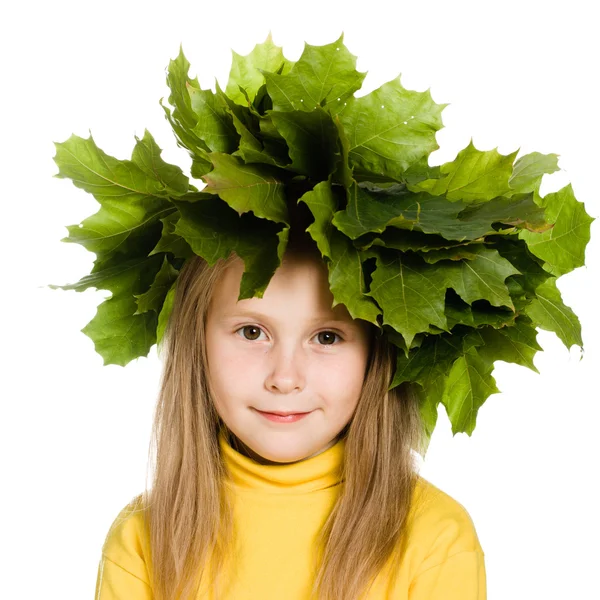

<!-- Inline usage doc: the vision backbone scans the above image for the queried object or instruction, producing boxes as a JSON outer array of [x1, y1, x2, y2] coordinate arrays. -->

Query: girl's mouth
[[255, 409, 312, 423]]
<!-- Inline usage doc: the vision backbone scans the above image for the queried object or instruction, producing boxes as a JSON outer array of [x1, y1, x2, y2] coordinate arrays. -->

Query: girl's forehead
[[211, 255, 353, 322]]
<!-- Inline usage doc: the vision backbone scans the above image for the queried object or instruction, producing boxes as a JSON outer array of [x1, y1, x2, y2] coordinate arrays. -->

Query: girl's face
[[205, 253, 372, 464]]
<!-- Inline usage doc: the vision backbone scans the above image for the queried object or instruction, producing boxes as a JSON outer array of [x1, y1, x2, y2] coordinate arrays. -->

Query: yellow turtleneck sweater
[[95, 430, 486, 599]]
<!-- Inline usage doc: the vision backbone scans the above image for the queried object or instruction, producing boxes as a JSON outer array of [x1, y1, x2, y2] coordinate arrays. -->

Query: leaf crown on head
[[50, 32, 594, 443]]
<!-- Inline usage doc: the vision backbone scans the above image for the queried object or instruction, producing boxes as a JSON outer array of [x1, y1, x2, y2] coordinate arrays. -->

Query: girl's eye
[[237, 325, 266, 341], [235, 327, 342, 345], [315, 331, 341, 345]]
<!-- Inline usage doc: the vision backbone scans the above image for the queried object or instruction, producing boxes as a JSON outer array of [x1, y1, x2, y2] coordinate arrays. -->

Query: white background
[[1, 0, 598, 598]]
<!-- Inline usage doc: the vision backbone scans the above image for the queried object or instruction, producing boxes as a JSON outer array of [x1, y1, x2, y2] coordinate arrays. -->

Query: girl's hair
[[138, 231, 427, 600]]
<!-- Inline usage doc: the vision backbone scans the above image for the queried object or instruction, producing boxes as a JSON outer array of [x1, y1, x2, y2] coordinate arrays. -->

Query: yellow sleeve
[[95, 555, 153, 599], [94, 497, 153, 599], [409, 550, 486, 599]]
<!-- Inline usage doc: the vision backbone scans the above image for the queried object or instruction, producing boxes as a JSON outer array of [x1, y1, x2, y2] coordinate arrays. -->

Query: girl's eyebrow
[[220, 309, 354, 326]]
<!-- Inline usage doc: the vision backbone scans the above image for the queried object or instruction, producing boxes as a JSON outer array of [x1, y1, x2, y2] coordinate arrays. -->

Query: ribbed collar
[[219, 428, 346, 494]]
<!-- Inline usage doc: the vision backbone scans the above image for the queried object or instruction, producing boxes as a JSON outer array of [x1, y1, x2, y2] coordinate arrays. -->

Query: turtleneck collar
[[219, 428, 346, 494]]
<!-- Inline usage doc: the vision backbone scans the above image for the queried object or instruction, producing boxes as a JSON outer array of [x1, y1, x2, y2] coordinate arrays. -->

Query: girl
[[94, 225, 485, 600]]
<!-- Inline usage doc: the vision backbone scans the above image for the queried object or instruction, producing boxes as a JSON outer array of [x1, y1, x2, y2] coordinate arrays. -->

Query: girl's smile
[[253, 408, 313, 423]]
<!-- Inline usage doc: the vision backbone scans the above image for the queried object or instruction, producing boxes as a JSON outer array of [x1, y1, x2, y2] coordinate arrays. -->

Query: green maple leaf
[[332, 182, 419, 239], [82, 297, 159, 367], [410, 141, 519, 202], [474, 316, 543, 373], [332, 115, 354, 189], [524, 277, 583, 350], [367, 249, 449, 348], [490, 236, 552, 296], [54, 130, 189, 199], [202, 153, 289, 225], [336, 77, 446, 181], [187, 82, 240, 154], [213, 81, 260, 139], [269, 106, 339, 180], [433, 247, 521, 310], [416, 243, 487, 264], [508, 152, 560, 194], [51, 255, 165, 366], [355, 229, 479, 254], [225, 32, 295, 106], [413, 378, 445, 452], [442, 346, 500, 435], [327, 230, 382, 325], [394, 328, 502, 436], [53, 131, 185, 258], [390, 331, 464, 440], [255, 113, 291, 164], [444, 297, 518, 331], [383, 326, 426, 357], [161, 47, 213, 177], [222, 89, 290, 168], [519, 183, 595, 276], [299, 180, 380, 324], [149, 209, 195, 260], [334, 182, 550, 244], [50, 253, 162, 295], [457, 193, 550, 235], [299, 179, 380, 324], [298, 179, 339, 259], [332, 182, 466, 240], [391, 329, 462, 386], [133, 255, 180, 314], [261, 33, 366, 113]]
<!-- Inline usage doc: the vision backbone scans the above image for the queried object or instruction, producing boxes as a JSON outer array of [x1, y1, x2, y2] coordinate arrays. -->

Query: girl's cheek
[[224, 341, 267, 371]]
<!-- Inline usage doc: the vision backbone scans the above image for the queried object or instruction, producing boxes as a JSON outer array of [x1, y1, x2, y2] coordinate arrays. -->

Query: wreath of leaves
[[50, 33, 594, 443]]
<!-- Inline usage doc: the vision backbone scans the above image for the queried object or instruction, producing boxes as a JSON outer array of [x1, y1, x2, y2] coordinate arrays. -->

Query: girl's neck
[[225, 429, 341, 465]]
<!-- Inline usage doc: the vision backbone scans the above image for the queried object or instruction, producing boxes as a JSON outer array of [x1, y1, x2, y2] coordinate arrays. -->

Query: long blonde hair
[[139, 240, 426, 600]]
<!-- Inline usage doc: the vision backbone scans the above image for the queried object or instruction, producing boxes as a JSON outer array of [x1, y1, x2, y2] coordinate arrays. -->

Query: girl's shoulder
[[100, 494, 151, 584], [407, 475, 484, 564]]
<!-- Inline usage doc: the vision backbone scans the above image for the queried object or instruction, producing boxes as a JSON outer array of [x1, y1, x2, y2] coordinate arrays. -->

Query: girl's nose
[[264, 344, 306, 394]]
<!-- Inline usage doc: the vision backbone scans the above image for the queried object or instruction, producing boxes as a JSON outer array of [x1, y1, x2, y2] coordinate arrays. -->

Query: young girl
[[94, 226, 486, 600]]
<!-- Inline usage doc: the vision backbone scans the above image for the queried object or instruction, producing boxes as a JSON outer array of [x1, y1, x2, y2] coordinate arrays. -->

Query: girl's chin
[[240, 437, 322, 464]]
